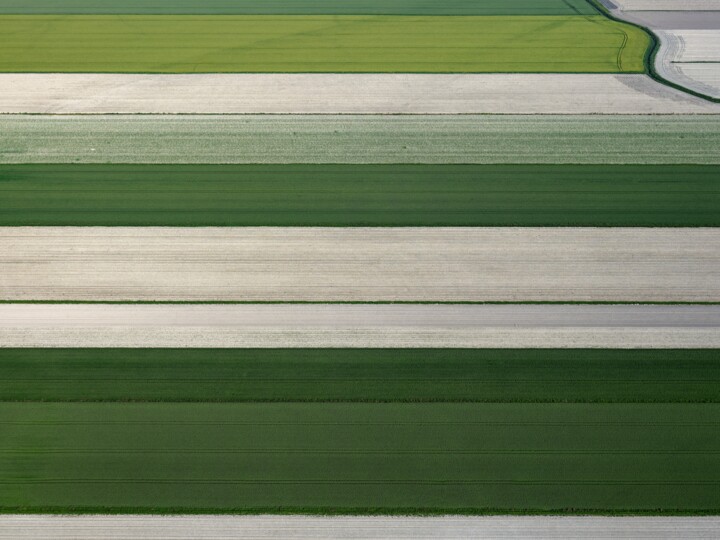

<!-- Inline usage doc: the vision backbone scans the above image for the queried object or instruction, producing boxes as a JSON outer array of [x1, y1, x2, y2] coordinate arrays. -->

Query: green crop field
[[1, 402, 719, 513], [0, 0, 599, 15], [0, 164, 717, 227], [0, 15, 648, 73], [1, 349, 719, 403], [5, 116, 719, 165]]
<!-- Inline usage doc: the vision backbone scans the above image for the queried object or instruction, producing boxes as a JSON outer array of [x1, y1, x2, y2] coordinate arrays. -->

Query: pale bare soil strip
[[2, 515, 720, 540], [0, 228, 718, 302], [1, 304, 718, 348], [609, 0, 720, 10], [2, 115, 719, 164], [0, 74, 717, 114]]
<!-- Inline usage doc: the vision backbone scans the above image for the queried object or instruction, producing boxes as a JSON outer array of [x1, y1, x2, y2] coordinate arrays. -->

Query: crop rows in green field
[[4, 115, 719, 164], [2, 402, 719, 512], [1, 164, 717, 227], [0, 0, 600, 15], [0, 15, 647, 73], [1, 349, 719, 403]]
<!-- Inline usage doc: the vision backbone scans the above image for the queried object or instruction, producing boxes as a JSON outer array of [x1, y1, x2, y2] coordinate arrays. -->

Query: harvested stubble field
[[1, 402, 719, 512], [2, 303, 719, 349], [3, 115, 720, 164], [0, 164, 717, 227], [1, 349, 719, 403], [0, 0, 600, 15], [0, 15, 648, 73]]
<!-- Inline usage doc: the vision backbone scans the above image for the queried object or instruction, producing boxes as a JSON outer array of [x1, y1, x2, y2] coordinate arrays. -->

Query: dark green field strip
[[1, 403, 719, 512], [0, 0, 599, 15], [1, 164, 717, 226], [1, 349, 719, 403]]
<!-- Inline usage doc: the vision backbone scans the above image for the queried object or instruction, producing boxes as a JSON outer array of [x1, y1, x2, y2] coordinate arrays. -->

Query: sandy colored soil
[[1, 227, 719, 302], [609, 0, 720, 10], [0, 303, 718, 348], [0, 74, 717, 114], [2, 115, 720, 164], [1, 515, 720, 539]]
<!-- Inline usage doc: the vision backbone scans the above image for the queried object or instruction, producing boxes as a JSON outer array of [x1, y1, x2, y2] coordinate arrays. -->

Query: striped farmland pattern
[[0, 0, 719, 531]]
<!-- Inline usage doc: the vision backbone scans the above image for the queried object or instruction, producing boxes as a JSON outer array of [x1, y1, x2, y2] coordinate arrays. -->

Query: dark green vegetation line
[[2, 164, 718, 226], [0, 0, 599, 15], [2, 402, 720, 512], [1, 349, 719, 403]]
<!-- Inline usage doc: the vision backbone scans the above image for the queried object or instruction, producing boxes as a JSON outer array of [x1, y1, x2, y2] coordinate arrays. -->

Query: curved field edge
[[588, 0, 720, 102], [0, 15, 648, 74]]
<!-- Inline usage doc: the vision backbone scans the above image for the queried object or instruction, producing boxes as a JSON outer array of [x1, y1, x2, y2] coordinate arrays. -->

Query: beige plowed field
[[1, 304, 718, 348], [1, 74, 717, 114], [1, 227, 718, 302]]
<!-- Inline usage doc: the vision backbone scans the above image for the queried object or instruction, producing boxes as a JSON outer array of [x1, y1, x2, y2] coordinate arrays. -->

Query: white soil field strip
[[0, 74, 718, 114], [609, 0, 720, 10], [2, 515, 720, 540], [2, 115, 720, 164], [0, 228, 718, 302], [1, 304, 718, 348]]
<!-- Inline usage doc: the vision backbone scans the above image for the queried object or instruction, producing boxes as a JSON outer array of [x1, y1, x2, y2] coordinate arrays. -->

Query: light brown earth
[[1, 304, 718, 348], [1, 227, 718, 302], [2, 515, 720, 540], [0, 74, 717, 114]]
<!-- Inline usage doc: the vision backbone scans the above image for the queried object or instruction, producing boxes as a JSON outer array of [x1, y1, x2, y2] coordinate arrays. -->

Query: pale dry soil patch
[[0, 74, 717, 114], [1, 228, 718, 303], [1, 302, 719, 349], [1, 515, 720, 540]]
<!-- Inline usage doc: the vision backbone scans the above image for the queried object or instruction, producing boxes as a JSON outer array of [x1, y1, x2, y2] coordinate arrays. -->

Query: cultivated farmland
[[1, 402, 719, 512], [3, 115, 720, 164], [1, 348, 719, 403], [0, 0, 601, 16], [1, 227, 719, 302], [0, 15, 649, 73], [0, 164, 717, 227], [2, 74, 717, 114], [1, 304, 719, 349]]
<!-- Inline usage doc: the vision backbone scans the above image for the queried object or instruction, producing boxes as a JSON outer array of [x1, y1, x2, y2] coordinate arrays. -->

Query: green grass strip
[[0, 0, 599, 16], [1, 349, 719, 403], [2, 402, 719, 512], [0, 15, 648, 73], [0, 164, 718, 226]]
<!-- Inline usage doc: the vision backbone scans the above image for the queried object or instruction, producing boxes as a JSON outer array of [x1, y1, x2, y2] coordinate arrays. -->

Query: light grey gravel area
[[1, 304, 718, 348], [608, 0, 720, 10], [1, 74, 718, 114], [1, 227, 719, 303], [2, 115, 720, 164], [2, 515, 720, 540]]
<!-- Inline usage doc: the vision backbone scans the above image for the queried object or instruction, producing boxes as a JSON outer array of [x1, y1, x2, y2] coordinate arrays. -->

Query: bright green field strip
[[0, 15, 648, 73], [1, 349, 719, 403], [4, 116, 719, 165], [1, 402, 719, 513], [0, 0, 600, 15], [0, 164, 717, 226]]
